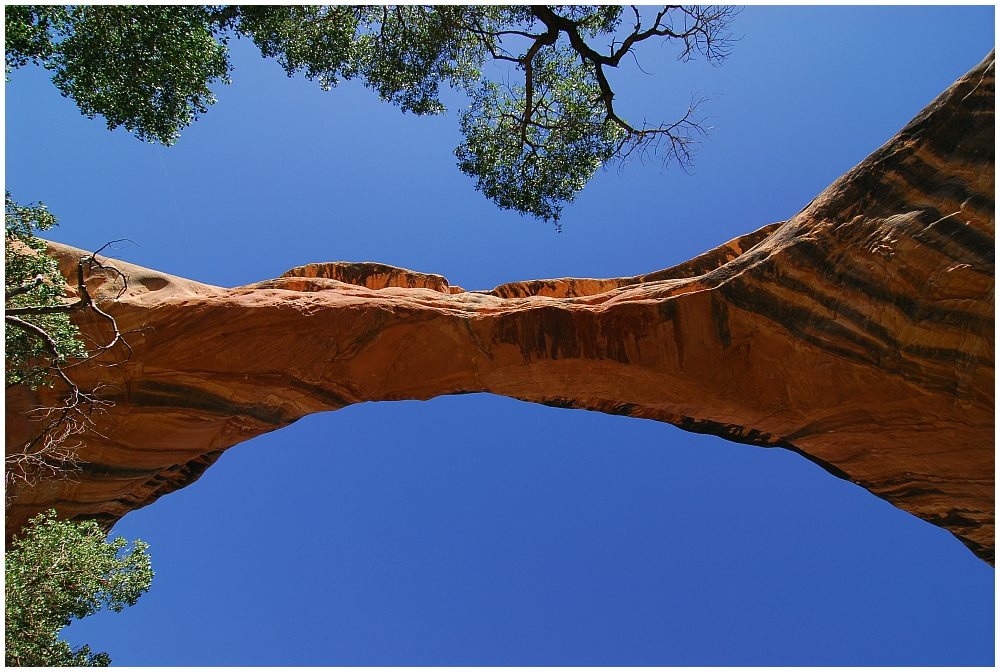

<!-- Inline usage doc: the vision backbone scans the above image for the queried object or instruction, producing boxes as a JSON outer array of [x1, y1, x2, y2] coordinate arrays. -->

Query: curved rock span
[[7, 53, 994, 563]]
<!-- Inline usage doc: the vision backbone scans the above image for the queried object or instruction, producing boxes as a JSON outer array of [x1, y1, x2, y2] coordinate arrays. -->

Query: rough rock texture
[[6, 53, 994, 563]]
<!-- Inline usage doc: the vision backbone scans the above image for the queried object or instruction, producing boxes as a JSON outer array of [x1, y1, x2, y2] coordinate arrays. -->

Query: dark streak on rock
[[78, 462, 160, 478], [131, 381, 290, 425], [710, 293, 732, 348], [785, 238, 992, 332], [493, 306, 644, 364], [720, 278, 886, 366], [717, 278, 985, 397], [911, 207, 995, 272], [930, 508, 986, 529]]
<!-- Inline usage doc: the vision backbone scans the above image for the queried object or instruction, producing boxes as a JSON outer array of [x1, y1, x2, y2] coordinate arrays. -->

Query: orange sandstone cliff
[[6, 53, 994, 563]]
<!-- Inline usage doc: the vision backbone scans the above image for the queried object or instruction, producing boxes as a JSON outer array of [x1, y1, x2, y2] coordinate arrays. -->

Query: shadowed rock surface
[[6, 53, 994, 563]]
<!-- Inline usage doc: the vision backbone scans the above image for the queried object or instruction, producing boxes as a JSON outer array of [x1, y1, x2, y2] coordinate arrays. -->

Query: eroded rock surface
[[6, 53, 994, 563]]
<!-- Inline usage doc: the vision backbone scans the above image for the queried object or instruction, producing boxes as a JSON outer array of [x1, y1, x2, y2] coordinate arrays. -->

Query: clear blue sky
[[5, 5, 995, 666]]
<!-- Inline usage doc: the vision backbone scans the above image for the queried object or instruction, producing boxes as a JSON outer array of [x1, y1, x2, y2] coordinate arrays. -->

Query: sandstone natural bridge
[[6, 53, 994, 564]]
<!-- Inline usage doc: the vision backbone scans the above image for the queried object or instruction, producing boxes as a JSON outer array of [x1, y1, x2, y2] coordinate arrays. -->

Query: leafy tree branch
[[6, 4, 737, 224]]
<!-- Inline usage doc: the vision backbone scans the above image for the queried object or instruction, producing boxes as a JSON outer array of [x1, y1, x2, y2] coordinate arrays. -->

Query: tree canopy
[[5, 510, 153, 667], [5, 4, 736, 222]]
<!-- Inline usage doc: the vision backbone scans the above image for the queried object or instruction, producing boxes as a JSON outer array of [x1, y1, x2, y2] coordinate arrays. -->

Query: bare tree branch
[[519, 5, 733, 170], [518, 23, 559, 145]]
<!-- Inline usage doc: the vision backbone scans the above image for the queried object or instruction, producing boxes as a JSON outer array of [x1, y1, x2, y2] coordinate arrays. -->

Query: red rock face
[[6, 53, 994, 564]]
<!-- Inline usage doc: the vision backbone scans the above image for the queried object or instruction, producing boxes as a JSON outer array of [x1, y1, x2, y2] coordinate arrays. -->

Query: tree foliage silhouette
[[6, 4, 736, 223]]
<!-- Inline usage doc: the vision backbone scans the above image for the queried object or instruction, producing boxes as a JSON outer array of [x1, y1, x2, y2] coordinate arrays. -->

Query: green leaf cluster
[[232, 5, 361, 91], [54, 6, 230, 144], [353, 6, 481, 115], [5, 192, 86, 388], [457, 47, 626, 223], [5, 510, 153, 667], [3, 5, 71, 72]]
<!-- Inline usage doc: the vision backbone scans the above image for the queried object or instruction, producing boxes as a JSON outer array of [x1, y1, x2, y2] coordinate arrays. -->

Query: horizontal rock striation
[[6, 53, 994, 563]]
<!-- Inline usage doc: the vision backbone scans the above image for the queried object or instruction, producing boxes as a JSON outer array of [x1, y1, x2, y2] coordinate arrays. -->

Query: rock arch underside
[[6, 53, 995, 564]]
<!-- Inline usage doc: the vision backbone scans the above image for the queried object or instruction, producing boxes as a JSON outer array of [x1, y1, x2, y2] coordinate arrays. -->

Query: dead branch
[[525, 5, 735, 165]]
